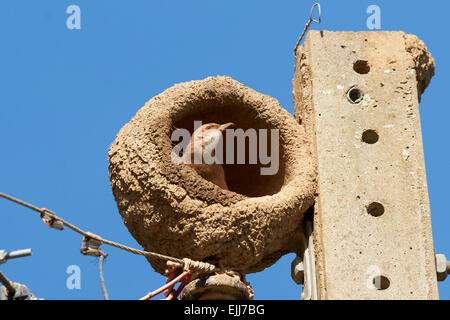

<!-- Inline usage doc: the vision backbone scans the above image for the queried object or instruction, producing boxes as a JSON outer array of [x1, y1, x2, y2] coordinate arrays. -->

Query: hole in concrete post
[[373, 275, 390, 290], [353, 60, 371, 74], [347, 87, 364, 104], [362, 130, 379, 144], [366, 202, 385, 217]]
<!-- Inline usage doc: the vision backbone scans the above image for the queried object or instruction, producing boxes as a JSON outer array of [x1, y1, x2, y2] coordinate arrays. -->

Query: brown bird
[[181, 122, 234, 190]]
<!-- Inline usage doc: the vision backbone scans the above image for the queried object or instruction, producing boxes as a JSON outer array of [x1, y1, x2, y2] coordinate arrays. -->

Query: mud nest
[[108, 76, 316, 275]]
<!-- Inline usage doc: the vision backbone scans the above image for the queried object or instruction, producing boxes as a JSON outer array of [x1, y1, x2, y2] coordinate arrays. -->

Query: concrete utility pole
[[293, 31, 439, 299]]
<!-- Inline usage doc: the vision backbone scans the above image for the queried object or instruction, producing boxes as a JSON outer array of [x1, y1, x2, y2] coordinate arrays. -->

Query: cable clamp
[[80, 232, 107, 257], [40, 208, 64, 230]]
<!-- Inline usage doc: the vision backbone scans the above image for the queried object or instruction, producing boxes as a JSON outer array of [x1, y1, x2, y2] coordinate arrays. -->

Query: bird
[[181, 122, 234, 190]]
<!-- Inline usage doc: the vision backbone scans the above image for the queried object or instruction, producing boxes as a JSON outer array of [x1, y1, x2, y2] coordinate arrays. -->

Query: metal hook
[[294, 3, 322, 57], [310, 3, 321, 24]]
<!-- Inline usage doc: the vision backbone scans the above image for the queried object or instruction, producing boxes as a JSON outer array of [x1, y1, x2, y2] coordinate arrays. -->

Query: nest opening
[[173, 101, 286, 198]]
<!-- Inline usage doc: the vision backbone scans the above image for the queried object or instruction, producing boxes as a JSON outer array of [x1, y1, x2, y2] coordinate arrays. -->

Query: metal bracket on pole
[[0, 248, 40, 300], [436, 254, 450, 282], [291, 219, 318, 300], [0, 248, 32, 265], [301, 220, 318, 300]]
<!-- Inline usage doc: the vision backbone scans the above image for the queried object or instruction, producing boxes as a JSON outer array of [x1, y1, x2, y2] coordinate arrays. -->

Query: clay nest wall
[[108, 76, 317, 275]]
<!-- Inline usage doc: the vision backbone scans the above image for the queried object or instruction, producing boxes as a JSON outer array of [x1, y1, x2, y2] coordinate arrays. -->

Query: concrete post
[[293, 31, 439, 299]]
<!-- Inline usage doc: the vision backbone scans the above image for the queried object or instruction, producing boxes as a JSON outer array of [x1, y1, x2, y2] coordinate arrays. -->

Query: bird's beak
[[219, 122, 234, 131]]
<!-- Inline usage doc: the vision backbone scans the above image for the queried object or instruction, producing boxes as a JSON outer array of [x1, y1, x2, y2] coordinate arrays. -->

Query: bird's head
[[187, 122, 234, 160]]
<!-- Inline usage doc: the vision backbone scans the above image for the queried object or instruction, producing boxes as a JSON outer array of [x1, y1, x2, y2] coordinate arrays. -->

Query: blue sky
[[0, 0, 449, 300]]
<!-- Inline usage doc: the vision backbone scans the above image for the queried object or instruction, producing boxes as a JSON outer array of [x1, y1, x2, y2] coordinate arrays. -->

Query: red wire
[[140, 270, 192, 300], [172, 273, 191, 299], [164, 265, 177, 297]]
